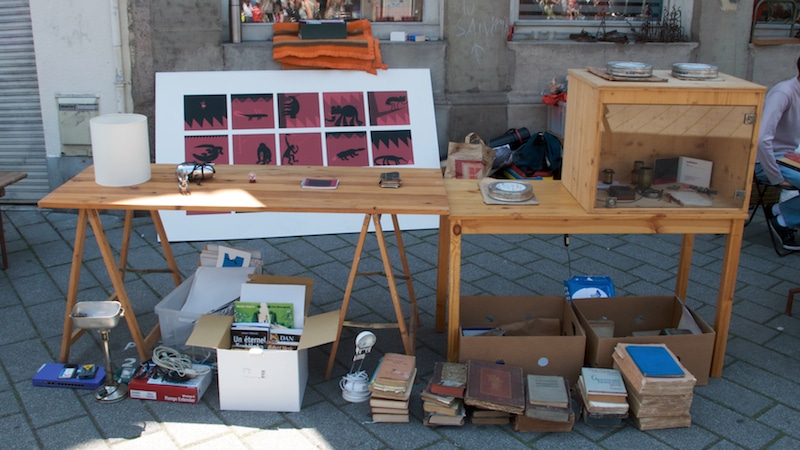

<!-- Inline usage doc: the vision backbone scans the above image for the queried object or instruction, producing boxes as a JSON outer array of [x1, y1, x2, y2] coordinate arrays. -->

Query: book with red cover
[[778, 153, 800, 171], [463, 360, 525, 415], [429, 361, 467, 398]]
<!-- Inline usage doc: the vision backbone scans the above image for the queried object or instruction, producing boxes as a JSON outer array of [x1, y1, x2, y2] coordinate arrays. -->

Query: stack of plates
[[671, 63, 719, 80], [606, 61, 653, 78]]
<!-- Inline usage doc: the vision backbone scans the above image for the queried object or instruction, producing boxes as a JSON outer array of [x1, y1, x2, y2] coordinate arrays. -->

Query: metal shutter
[[0, 0, 49, 204]]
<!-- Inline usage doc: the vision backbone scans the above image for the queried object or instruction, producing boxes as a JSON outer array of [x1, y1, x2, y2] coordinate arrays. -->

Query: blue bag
[[511, 131, 563, 177]]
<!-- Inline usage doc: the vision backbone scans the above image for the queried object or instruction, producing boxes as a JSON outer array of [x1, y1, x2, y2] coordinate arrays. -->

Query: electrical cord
[[152, 345, 211, 379], [340, 370, 370, 403]]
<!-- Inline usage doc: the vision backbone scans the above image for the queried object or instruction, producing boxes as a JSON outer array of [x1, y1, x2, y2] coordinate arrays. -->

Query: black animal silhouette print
[[327, 105, 363, 126], [337, 148, 365, 160], [283, 135, 299, 165], [193, 144, 224, 163], [283, 96, 300, 119], [385, 96, 407, 111], [256, 142, 272, 165], [374, 155, 407, 165]]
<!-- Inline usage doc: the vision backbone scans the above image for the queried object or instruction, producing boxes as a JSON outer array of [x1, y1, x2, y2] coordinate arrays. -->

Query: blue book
[[625, 345, 685, 378]]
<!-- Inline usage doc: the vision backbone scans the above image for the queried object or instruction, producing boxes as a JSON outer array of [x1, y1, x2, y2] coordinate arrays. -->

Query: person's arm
[[757, 89, 792, 185]]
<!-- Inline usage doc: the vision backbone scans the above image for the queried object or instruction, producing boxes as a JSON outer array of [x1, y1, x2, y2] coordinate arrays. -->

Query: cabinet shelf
[[562, 69, 766, 214]]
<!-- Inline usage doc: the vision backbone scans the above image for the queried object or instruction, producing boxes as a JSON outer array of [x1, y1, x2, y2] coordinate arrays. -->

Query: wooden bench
[[0, 171, 28, 269]]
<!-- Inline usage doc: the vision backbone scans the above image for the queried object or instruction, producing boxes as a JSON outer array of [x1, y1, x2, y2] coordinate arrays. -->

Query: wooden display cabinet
[[561, 69, 766, 214]]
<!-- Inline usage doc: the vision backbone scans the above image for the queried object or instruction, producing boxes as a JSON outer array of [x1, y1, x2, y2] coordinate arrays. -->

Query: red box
[[128, 364, 212, 404]]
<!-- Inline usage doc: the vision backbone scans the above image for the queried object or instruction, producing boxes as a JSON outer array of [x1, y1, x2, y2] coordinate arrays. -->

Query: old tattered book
[[429, 361, 467, 398], [463, 360, 525, 415]]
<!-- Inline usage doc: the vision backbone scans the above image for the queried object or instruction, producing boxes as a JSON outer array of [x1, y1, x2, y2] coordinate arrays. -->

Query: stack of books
[[576, 367, 629, 427], [515, 374, 575, 432], [368, 353, 417, 423], [612, 343, 696, 431], [422, 362, 467, 427]]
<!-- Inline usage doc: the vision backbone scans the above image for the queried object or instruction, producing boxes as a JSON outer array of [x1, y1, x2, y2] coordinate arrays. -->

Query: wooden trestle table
[[38, 164, 449, 372], [436, 179, 746, 379]]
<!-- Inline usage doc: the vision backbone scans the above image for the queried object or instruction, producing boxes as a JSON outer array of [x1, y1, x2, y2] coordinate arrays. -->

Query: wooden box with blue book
[[458, 296, 586, 385], [571, 295, 715, 385]]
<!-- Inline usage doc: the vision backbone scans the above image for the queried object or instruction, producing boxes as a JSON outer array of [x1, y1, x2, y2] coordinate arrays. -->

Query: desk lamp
[[340, 331, 376, 403], [70, 301, 128, 403]]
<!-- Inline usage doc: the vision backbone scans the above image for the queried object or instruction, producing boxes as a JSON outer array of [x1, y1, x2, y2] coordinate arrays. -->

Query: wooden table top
[[445, 179, 747, 235], [39, 164, 449, 216], [0, 172, 27, 189]]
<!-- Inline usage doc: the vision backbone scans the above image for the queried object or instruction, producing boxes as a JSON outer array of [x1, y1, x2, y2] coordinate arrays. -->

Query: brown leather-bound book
[[463, 360, 525, 415]]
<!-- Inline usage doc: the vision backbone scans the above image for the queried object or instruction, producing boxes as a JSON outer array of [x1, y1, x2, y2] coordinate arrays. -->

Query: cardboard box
[[186, 275, 339, 412], [128, 364, 212, 404], [458, 296, 586, 385], [571, 296, 715, 385]]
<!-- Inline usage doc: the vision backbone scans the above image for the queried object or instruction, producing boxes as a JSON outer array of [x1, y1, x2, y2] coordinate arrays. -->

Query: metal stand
[[94, 329, 128, 403]]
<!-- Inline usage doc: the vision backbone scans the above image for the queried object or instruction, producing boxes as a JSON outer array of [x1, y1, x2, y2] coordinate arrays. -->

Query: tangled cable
[[152, 345, 210, 379]]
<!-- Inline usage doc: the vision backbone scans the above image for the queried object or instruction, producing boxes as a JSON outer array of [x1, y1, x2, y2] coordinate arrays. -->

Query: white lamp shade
[[90, 114, 152, 187]]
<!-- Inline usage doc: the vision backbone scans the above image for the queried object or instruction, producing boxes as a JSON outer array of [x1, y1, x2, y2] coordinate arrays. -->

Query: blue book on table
[[625, 345, 685, 378]]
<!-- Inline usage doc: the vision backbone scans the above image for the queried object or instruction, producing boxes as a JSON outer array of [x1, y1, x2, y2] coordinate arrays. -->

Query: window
[[519, 0, 661, 21], [231, 0, 441, 41], [240, 0, 422, 23], [750, 0, 798, 42], [511, 1, 691, 42]]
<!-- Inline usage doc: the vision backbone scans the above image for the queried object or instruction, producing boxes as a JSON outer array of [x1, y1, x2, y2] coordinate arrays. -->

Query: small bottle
[[602, 168, 615, 184], [638, 167, 653, 190], [631, 160, 644, 185], [249, 171, 256, 183]]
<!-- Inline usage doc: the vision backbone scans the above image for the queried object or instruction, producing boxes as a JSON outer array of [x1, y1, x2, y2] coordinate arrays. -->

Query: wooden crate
[[561, 69, 766, 214]]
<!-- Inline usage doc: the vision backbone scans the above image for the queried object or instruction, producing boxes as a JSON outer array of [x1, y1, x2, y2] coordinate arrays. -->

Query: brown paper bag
[[444, 132, 495, 179]]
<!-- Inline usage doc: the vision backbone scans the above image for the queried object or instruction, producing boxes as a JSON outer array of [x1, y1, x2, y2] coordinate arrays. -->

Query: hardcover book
[[373, 353, 416, 388], [577, 375, 629, 415], [526, 374, 569, 408], [371, 406, 409, 414], [581, 367, 627, 397], [423, 398, 463, 417], [424, 406, 466, 427], [625, 345, 686, 378], [371, 412, 409, 423], [429, 362, 467, 398], [369, 396, 409, 410], [420, 381, 456, 406], [300, 177, 339, 189], [463, 360, 525, 415], [369, 368, 417, 401], [514, 412, 575, 433]]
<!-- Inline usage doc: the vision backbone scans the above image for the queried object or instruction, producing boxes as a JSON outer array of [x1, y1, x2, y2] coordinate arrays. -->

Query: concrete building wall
[[30, 0, 124, 186], [28, 0, 800, 186]]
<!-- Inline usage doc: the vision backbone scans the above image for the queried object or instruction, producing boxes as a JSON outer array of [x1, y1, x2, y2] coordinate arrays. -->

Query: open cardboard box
[[571, 295, 715, 385], [458, 296, 586, 385], [186, 275, 339, 412]]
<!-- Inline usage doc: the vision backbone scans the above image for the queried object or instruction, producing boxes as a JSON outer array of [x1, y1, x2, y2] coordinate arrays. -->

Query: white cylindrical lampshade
[[90, 114, 152, 187]]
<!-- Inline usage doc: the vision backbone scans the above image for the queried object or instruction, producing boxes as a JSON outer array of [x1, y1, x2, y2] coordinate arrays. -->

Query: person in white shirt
[[756, 55, 800, 251]]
